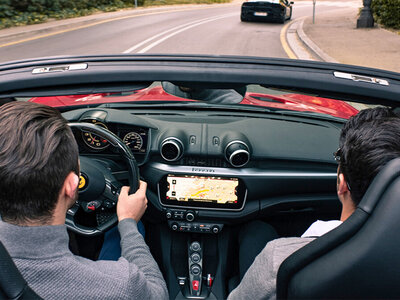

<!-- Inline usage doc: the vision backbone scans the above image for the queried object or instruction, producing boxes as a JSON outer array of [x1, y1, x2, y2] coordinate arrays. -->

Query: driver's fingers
[[120, 181, 147, 197], [120, 186, 130, 196], [136, 181, 147, 197]]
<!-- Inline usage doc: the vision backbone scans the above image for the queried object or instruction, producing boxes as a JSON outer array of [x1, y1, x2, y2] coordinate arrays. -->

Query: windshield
[[0, 0, 398, 116]]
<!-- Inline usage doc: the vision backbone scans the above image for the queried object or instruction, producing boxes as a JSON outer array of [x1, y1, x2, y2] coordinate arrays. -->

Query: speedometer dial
[[82, 120, 110, 150], [123, 132, 143, 151]]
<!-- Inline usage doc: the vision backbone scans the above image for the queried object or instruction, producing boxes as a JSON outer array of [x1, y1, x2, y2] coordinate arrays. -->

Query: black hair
[[0, 102, 79, 224], [339, 106, 400, 205]]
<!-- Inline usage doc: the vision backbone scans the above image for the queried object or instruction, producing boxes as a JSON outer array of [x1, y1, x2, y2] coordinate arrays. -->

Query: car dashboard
[[64, 106, 342, 233]]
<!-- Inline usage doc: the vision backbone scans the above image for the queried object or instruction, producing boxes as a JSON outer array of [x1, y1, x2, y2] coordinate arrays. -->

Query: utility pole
[[312, 0, 316, 24]]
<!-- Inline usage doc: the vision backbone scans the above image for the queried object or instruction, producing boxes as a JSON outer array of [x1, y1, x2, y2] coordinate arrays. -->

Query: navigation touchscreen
[[159, 175, 246, 210]]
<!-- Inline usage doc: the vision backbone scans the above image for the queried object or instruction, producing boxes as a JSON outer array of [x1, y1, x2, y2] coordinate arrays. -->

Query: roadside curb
[[296, 19, 337, 63], [287, 17, 337, 63], [285, 18, 314, 60]]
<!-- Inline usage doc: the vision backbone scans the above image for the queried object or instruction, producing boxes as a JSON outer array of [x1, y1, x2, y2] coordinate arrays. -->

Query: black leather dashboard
[[64, 107, 342, 223]]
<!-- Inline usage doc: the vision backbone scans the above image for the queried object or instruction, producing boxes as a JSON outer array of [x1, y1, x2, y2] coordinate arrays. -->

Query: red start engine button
[[192, 280, 199, 291]]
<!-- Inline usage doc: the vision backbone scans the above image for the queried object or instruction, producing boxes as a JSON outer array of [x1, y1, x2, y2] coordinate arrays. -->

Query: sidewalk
[[291, 6, 400, 73]]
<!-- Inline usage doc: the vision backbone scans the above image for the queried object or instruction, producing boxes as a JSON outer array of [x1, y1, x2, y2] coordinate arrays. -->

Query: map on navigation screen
[[166, 175, 238, 204]]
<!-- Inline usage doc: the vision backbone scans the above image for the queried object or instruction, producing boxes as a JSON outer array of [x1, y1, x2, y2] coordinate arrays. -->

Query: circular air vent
[[225, 141, 250, 167], [160, 138, 183, 161]]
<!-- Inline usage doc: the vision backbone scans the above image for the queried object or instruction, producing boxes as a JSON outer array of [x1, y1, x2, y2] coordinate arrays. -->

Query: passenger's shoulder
[[262, 237, 315, 257], [268, 237, 316, 249], [260, 237, 315, 266]]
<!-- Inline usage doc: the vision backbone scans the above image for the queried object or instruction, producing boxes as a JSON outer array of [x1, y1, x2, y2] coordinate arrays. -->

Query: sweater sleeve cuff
[[118, 218, 139, 237]]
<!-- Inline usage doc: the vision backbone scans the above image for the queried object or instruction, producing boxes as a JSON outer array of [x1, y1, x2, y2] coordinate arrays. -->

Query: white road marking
[[123, 16, 219, 53], [123, 13, 236, 54]]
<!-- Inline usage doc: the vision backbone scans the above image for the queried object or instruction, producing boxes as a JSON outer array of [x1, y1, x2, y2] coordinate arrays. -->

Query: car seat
[[0, 241, 41, 300], [276, 157, 400, 299]]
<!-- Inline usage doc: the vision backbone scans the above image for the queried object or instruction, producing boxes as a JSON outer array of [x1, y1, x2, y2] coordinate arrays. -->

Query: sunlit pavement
[[287, 0, 400, 73]]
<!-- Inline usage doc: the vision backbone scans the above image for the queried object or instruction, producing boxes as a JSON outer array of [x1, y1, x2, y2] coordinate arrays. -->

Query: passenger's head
[[0, 102, 79, 224], [338, 107, 400, 205]]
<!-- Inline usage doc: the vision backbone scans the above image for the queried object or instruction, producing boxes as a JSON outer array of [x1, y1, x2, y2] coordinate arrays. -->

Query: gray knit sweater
[[0, 218, 168, 300], [228, 237, 315, 300], [228, 220, 343, 299]]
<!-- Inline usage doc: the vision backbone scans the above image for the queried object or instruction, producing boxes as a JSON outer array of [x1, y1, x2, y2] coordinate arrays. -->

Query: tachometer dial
[[82, 120, 110, 150], [123, 132, 143, 151]]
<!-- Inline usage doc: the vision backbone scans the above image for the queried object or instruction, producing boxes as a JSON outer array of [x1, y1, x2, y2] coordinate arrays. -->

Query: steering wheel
[[66, 122, 140, 236]]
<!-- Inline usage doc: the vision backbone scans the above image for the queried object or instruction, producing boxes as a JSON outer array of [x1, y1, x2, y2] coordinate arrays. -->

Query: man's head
[[0, 102, 79, 225], [338, 107, 400, 207]]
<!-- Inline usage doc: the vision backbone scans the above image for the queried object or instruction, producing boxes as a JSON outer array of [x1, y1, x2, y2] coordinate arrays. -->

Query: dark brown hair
[[0, 102, 79, 224], [339, 107, 400, 205]]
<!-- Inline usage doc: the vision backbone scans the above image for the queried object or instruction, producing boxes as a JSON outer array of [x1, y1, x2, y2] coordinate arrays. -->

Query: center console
[[157, 174, 247, 299], [159, 174, 246, 234]]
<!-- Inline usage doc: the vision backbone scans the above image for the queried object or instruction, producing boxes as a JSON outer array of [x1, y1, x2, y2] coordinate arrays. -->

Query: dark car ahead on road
[[241, 0, 293, 23]]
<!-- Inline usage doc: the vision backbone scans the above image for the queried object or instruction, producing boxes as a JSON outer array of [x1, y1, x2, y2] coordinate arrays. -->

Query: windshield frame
[[1, 55, 399, 109]]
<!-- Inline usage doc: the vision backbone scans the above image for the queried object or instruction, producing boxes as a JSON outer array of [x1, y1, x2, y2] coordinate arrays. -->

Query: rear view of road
[[0, 1, 361, 63]]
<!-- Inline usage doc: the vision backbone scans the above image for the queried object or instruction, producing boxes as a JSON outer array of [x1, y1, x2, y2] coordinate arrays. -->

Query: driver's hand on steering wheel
[[117, 181, 148, 223]]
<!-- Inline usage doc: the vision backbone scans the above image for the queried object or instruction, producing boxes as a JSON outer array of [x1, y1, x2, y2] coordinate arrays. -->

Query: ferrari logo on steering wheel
[[79, 174, 87, 190]]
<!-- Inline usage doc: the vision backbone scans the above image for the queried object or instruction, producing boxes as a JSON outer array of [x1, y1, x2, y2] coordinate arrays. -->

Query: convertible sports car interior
[[1, 55, 400, 299]]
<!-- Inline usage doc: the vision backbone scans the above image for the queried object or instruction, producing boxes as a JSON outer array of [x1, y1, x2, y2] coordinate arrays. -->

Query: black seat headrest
[[277, 158, 400, 299]]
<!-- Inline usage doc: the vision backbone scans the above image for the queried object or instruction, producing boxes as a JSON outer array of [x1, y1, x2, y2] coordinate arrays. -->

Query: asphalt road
[[0, 1, 360, 63]]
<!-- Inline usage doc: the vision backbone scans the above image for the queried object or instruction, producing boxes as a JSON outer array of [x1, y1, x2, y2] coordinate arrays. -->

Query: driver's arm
[[117, 181, 168, 299]]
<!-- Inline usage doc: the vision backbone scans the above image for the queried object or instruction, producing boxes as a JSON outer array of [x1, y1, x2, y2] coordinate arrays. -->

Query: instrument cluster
[[80, 119, 148, 154]]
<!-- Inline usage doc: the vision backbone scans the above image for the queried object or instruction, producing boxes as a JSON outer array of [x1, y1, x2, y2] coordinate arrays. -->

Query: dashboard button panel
[[168, 220, 223, 234], [166, 209, 197, 221]]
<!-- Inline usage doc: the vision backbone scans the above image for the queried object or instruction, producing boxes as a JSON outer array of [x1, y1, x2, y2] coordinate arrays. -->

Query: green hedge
[[8, 0, 140, 12], [0, 0, 144, 28], [371, 0, 400, 30], [0, 0, 229, 29]]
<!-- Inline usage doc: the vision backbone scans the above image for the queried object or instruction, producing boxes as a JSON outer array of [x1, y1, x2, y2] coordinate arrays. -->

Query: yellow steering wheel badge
[[79, 174, 87, 190]]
